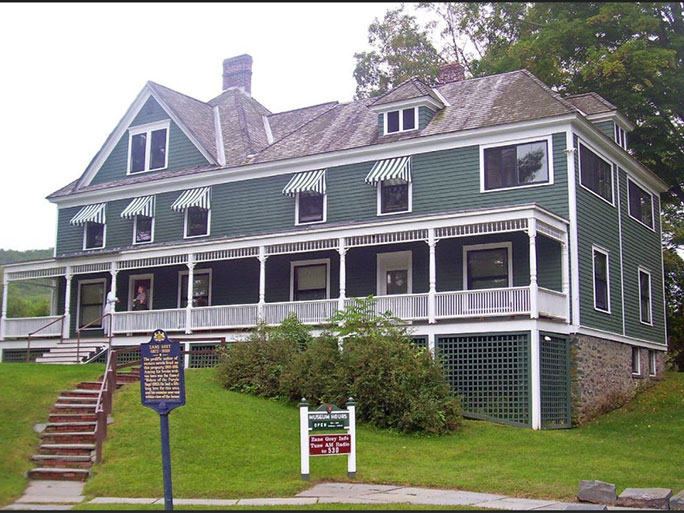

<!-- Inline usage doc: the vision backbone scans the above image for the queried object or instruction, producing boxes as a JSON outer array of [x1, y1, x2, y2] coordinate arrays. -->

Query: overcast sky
[[0, 2, 397, 251]]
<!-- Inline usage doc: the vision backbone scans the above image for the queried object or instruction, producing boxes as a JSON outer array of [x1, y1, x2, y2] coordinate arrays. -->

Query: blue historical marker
[[140, 329, 186, 511]]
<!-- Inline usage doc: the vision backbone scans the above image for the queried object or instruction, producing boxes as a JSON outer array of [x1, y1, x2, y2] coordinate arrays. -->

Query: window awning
[[70, 203, 106, 226], [365, 156, 411, 185], [120, 196, 155, 219], [282, 169, 326, 197], [170, 187, 210, 212]]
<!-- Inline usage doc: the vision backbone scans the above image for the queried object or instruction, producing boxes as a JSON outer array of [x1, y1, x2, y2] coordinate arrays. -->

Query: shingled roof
[[51, 68, 621, 199]]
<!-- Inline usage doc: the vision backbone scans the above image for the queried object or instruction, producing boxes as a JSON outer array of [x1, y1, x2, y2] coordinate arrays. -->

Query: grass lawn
[[84, 369, 684, 502], [0, 363, 104, 508]]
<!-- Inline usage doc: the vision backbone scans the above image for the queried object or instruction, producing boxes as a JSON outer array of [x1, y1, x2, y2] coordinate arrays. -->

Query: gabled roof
[[564, 92, 617, 115], [370, 77, 443, 108]]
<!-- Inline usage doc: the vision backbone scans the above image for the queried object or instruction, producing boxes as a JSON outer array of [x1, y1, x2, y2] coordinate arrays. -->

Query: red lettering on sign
[[309, 434, 351, 456]]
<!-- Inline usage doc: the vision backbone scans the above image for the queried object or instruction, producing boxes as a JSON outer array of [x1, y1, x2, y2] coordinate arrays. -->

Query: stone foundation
[[570, 334, 665, 425]]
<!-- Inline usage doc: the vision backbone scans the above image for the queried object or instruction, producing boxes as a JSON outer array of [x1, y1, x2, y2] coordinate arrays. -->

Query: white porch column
[[0, 273, 8, 341], [561, 236, 570, 322], [528, 218, 539, 319], [258, 246, 267, 320], [530, 328, 542, 430], [338, 237, 347, 312], [185, 254, 194, 334], [427, 229, 437, 324], [62, 266, 72, 340], [109, 262, 118, 335]]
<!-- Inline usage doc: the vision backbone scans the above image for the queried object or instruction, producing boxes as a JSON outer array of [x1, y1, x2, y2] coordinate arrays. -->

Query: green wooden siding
[[56, 133, 568, 256], [593, 120, 615, 140], [89, 96, 210, 186], [538, 235, 562, 292], [575, 136, 623, 334], [418, 106, 435, 129], [618, 168, 666, 345], [377, 114, 384, 137]]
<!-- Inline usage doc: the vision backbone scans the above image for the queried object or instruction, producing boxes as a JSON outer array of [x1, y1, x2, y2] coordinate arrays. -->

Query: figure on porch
[[132, 285, 147, 311], [103, 290, 119, 336]]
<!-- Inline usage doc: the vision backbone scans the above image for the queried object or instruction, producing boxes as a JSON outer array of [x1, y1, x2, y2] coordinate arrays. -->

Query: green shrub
[[216, 323, 297, 397]]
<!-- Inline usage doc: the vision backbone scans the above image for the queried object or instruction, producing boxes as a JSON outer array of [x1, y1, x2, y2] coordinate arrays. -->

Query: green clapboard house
[[0, 56, 668, 428]]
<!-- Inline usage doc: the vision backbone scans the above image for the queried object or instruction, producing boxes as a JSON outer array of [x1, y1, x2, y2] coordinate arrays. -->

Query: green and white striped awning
[[120, 196, 154, 219], [170, 187, 210, 212], [282, 169, 326, 197], [365, 156, 411, 186], [70, 203, 106, 226]]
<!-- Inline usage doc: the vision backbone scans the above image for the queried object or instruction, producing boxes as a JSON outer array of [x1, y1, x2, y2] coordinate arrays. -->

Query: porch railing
[[192, 303, 259, 329], [435, 287, 531, 319], [538, 287, 567, 319], [346, 293, 430, 321], [5, 315, 63, 339], [113, 308, 186, 334], [263, 299, 338, 325]]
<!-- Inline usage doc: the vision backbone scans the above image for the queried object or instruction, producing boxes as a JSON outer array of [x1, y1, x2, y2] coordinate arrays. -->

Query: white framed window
[[480, 136, 553, 192], [184, 207, 210, 238], [383, 107, 418, 135], [133, 215, 154, 245], [615, 124, 627, 150], [377, 179, 412, 215], [631, 346, 641, 375], [579, 141, 614, 205], [592, 246, 611, 313], [76, 278, 107, 329], [83, 222, 105, 250], [295, 191, 326, 225], [648, 350, 656, 376], [638, 267, 652, 325], [290, 258, 330, 301], [463, 242, 513, 290], [127, 120, 170, 175], [177, 270, 212, 308], [376, 251, 413, 296], [627, 177, 655, 230], [128, 274, 154, 311]]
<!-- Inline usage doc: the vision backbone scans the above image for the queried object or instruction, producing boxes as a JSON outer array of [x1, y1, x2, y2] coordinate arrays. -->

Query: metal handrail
[[94, 349, 117, 464], [26, 315, 65, 363], [75, 313, 113, 364]]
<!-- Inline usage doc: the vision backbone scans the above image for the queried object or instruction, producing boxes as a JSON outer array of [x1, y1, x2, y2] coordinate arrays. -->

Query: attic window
[[384, 107, 417, 135], [128, 120, 170, 174], [615, 125, 627, 150]]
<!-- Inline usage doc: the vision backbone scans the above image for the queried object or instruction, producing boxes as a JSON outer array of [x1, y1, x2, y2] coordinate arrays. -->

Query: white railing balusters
[[4, 316, 63, 338]]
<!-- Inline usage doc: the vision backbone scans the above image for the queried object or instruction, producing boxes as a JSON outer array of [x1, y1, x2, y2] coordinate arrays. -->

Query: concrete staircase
[[35, 340, 107, 364], [29, 368, 140, 482]]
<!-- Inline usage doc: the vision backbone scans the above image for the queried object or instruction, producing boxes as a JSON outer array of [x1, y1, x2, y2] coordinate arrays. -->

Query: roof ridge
[[517, 69, 577, 114], [147, 81, 209, 108], [233, 92, 254, 157], [269, 101, 339, 118]]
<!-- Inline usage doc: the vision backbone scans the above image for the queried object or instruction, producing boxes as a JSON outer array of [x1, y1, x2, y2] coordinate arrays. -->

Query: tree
[[353, 6, 442, 99]]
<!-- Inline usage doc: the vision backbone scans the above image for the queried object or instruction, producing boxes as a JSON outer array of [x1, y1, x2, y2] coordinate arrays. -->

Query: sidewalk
[[4, 481, 635, 510]]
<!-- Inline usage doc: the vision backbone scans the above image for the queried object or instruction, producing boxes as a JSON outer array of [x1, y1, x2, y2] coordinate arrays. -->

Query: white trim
[[295, 191, 327, 226], [289, 258, 331, 302], [575, 325, 667, 351], [177, 269, 212, 308], [262, 115, 274, 145], [132, 215, 155, 245], [463, 242, 513, 291], [126, 120, 171, 175], [82, 222, 106, 251], [371, 96, 442, 113], [376, 251, 413, 296], [585, 110, 635, 131], [479, 135, 554, 193], [383, 107, 419, 135], [377, 180, 412, 216], [213, 106, 226, 166], [578, 140, 615, 207], [183, 207, 211, 239], [592, 245, 611, 314], [626, 176, 655, 232], [431, 88, 450, 107], [566, 129, 580, 329], [616, 164, 626, 335], [127, 273, 154, 311], [638, 266, 653, 326], [76, 277, 107, 330], [631, 346, 641, 375]]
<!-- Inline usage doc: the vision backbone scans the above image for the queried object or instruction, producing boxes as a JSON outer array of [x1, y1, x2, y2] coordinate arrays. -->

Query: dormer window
[[385, 107, 417, 135], [128, 120, 170, 174], [615, 124, 627, 150]]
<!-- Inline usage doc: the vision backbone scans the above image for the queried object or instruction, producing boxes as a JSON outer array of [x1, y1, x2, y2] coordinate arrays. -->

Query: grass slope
[[0, 363, 104, 507], [86, 369, 684, 502]]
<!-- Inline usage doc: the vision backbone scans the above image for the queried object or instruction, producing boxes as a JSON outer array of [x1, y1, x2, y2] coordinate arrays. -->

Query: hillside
[[0, 248, 54, 317]]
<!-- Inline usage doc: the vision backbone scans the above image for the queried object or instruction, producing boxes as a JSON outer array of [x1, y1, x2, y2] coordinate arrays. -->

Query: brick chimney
[[222, 54, 253, 93], [439, 61, 465, 84]]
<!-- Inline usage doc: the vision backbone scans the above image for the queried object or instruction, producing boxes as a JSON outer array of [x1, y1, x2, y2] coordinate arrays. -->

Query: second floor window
[[134, 215, 153, 244], [185, 207, 209, 238], [639, 268, 652, 325], [580, 143, 613, 204], [128, 121, 169, 174], [85, 222, 105, 250], [628, 179, 654, 229], [593, 247, 610, 312], [380, 179, 410, 214], [298, 192, 325, 224], [483, 140, 549, 190]]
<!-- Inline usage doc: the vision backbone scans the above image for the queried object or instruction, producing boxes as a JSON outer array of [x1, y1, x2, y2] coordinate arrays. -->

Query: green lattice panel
[[2, 348, 44, 363], [411, 336, 428, 350], [540, 333, 571, 429], [92, 347, 141, 364], [436, 333, 531, 427], [189, 344, 221, 368]]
